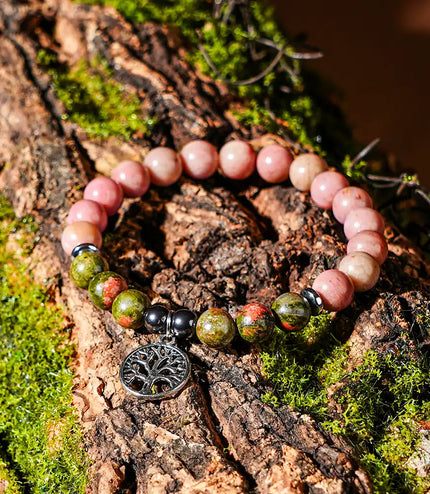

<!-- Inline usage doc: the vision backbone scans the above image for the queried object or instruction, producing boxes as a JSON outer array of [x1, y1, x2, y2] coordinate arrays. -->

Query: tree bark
[[0, 1, 429, 493]]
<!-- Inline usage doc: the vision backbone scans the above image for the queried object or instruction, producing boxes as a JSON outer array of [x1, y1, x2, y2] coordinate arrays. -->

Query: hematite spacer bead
[[172, 309, 196, 339], [71, 243, 100, 258], [144, 305, 169, 334], [143, 306, 197, 339], [301, 288, 324, 316]]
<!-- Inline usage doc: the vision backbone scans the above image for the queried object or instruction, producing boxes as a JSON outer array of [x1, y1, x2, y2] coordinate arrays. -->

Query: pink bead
[[256, 144, 293, 183], [310, 171, 349, 209], [144, 147, 183, 186], [111, 160, 151, 198], [67, 199, 108, 232], [332, 187, 373, 224], [347, 231, 388, 265], [83, 177, 124, 216], [343, 207, 385, 240], [180, 140, 219, 180], [61, 221, 102, 256], [338, 252, 380, 292], [219, 140, 256, 180], [289, 153, 328, 191], [312, 269, 354, 312]]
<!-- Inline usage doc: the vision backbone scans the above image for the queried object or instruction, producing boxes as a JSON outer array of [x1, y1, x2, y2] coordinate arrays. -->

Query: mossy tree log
[[0, 0, 429, 493]]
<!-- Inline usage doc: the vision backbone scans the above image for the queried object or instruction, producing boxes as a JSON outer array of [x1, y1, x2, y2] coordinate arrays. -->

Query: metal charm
[[120, 342, 191, 400]]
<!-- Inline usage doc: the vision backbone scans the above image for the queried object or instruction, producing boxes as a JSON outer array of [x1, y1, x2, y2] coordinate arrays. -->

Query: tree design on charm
[[120, 343, 191, 399]]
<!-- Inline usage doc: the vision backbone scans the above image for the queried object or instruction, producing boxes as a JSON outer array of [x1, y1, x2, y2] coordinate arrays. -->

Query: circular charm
[[120, 343, 191, 400]]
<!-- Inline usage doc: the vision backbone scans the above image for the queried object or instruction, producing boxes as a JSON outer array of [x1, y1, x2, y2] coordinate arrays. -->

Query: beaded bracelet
[[61, 139, 387, 401]]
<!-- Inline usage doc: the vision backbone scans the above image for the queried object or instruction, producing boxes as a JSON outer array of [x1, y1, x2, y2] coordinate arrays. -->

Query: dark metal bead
[[71, 243, 100, 258], [301, 288, 324, 316], [144, 305, 169, 334], [172, 309, 196, 339]]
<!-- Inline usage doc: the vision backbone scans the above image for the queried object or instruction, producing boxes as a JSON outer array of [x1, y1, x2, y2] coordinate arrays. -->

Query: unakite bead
[[271, 292, 311, 331], [196, 308, 236, 348], [112, 289, 150, 329], [88, 271, 127, 310], [236, 303, 275, 343], [70, 252, 108, 289]]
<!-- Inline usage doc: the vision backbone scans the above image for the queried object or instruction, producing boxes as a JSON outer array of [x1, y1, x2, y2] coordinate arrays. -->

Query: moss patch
[[261, 315, 430, 493], [37, 51, 154, 140], [0, 196, 88, 493], [73, 0, 354, 157], [261, 312, 342, 416], [0, 451, 20, 494]]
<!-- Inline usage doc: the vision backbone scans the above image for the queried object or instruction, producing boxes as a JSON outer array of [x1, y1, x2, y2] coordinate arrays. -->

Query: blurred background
[[270, 0, 430, 187]]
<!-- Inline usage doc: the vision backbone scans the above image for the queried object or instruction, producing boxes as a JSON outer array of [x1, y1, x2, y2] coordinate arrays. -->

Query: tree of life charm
[[120, 342, 191, 400]]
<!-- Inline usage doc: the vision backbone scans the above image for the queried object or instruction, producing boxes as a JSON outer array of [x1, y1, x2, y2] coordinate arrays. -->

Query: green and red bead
[[271, 292, 311, 331], [70, 251, 108, 289], [196, 308, 236, 348], [112, 289, 150, 329], [236, 303, 275, 343], [89, 271, 127, 310]]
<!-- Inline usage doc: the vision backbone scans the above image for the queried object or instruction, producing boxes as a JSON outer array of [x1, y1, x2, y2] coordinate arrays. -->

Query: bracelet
[[61, 139, 387, 401]]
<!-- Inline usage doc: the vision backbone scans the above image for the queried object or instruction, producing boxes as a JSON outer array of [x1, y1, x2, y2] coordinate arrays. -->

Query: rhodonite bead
[[61, 221, 102, 257], [256, 144, 293, 183], [83, 177, 124, 216], [312, 269, 354, 312], [70, 251, 108, 289], [347, 230, 388, 265], [289, 153, 328, 192], [88, 271, 127, 310], [171, 309, 197, 339], [310, 171, 349, 209], [144, 147, 183, 186], [236, 303, 275, 343], [332, 186, 373, 224], [343, 207, 385, 240], [338, 252, 380, 292], [300, 288, 324, 316], [112, 289, 150, 329], [144, 305, 169, 334], [271, 293, 311, 331], [111, 160, 151, 198], [196, 308, 236, 348], [180, 140, 219, 180], [219, 140, 256, 180], [67, 199, 108, 232]]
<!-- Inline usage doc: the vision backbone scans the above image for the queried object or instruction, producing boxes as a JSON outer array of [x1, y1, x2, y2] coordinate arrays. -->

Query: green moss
[[260, 312, 343, 419], [0, 451, 20, 494], [71, 0, 368, 168], [72, 0, 327, 152], [37, 51, 154, 139], [0, 195, 88, 493], [261, 310, 430, 494], [341, 155, 368, 181]]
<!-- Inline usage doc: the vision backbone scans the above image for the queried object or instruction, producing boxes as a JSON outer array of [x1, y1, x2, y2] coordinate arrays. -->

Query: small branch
[[351, 137, 381, 166], [198, 39, 284, 86]]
